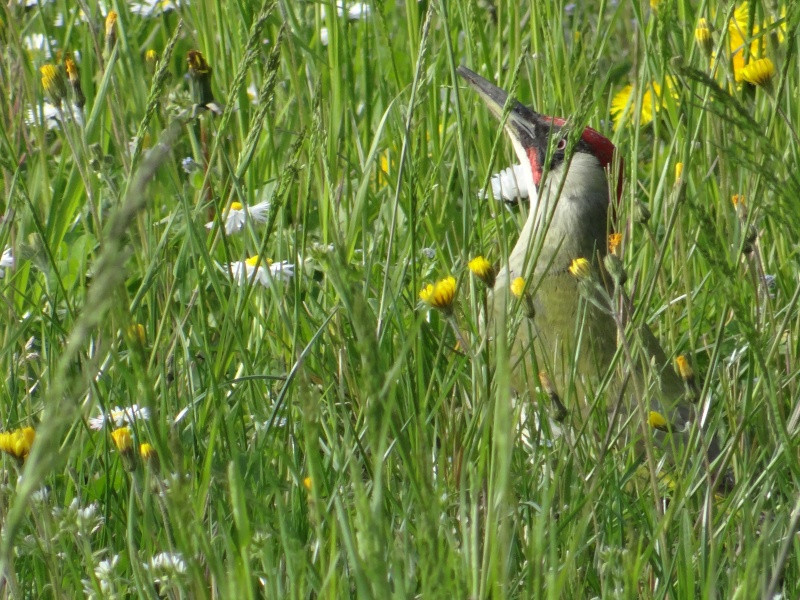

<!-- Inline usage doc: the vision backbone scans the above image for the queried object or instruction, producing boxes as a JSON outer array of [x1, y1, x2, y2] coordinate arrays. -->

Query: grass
[[1, 0, 799, 597]]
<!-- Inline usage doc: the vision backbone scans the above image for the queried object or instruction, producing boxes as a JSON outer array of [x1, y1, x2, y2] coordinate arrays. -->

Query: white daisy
[[88, 404, 150, 431], [205, 200, 271, 235], [0, 247, 13, 278], [226, 256, 294, 288], [479, 164, 532, 203], [129, 0, 182, 17], [25, 102, 84, 130], [22, 33, 55, 58]]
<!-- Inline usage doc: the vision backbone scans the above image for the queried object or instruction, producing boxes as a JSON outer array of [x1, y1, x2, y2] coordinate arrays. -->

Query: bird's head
[[457, 66, 621, 208]]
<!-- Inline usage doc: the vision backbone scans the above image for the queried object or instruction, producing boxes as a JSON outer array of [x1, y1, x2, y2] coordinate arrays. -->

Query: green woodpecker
[[458, 66, 721, 469]]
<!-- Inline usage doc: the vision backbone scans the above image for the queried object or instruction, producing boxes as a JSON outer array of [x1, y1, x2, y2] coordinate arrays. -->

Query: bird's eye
[[556, 138, 567, 151]]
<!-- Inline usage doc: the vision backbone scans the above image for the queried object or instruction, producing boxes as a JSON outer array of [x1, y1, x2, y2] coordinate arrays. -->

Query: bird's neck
[[509, 153, 610, 277]]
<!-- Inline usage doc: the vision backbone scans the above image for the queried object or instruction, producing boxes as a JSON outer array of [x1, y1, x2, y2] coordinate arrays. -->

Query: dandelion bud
[[40, 64, 68, 107], [539, 371, 567, 422], [104, 11, 118, 57], [187, 50, 220, 114], [648, 411, 670, 432], [468, 256, 496, 288], [419, 276, 457, 315], [111, 427, 132, 452], [675, 355, 700, 402], [64, 57, 85, 109], [0, 426, 35, 464], [510, 277, 525, 299], [608, 233, 623, 257], [510, 277, 535, 319], [112, 427, 136, 471], [139, 443, 159, 470], [604, 253, 627, 286], [128, 323, 146, 346], [145, 49, 159, 72], [674, 162, 684, 182], [568, 258, 592, 281], [635, 201, 651, 224], [694, 19, 713, 56]]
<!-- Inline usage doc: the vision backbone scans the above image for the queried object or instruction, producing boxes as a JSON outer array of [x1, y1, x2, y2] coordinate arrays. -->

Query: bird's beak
[[457, 66, 547, 139], [457, 66, 547, 184]]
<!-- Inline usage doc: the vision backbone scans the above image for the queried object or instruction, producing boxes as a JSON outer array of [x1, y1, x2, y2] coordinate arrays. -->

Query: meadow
[[1, 0, 800, 597]]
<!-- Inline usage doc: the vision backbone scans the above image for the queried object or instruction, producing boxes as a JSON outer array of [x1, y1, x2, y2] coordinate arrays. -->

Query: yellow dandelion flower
[[0, 427, 35, 461], [186, 50, 217, 111], [674, 162, 684, 181], [128, 324, 146, 346], [510, 277, 526, 299], [105, 11, 117, 37], [187, 50, 210, 76], [735, 57, 775, 86], [732, 3, 750, 30], [111, 427, 133, 453], [468, 256, 496, 288], [303, 476, 312, 490], [145, 49, 158, 66], [568, 258, 592, 280], [695, 18, 713, 54], [419, 276, 457, 313], [64, 58, 78, 83], [731, 194, 745, 206], [139, 443, 156, 459], [674, 355, 694, 381], [648, 411, 670, 432], [40, 64, 68, 105], [608, 233, 623, 255], [675, 354, 700, 401], [610, 82, 664, 131]]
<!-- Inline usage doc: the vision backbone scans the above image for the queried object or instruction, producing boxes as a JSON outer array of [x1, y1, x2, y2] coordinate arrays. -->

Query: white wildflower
[[88, 404, 150, 431], [83, 554, 125, 599], [22, 33, 55, 58], [25, 102, 84, 130], [52, 498, 104, 537], [225, 256, 295, 288], [0, 247, 14, 278], [130, 0, 182, 17], [144, 552, 187, 586], [205, 200, 271, 235]]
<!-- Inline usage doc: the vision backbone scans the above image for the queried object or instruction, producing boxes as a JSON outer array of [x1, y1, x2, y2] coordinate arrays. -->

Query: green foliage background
[[1, 0, 799, 597]]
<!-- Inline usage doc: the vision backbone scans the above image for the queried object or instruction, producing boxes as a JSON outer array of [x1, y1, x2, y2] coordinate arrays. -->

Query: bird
[[457, 66, 721, 471]]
